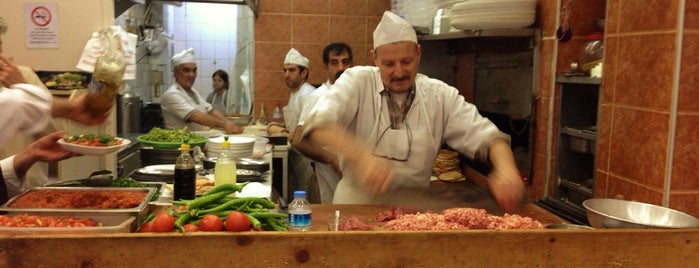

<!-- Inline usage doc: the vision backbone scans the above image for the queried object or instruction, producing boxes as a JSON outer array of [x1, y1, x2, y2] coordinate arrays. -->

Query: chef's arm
[[188, 110, 242, 134], [51, 93, 108, 125], [9, 131, 76, 180], [307, 125, 393, 194], [486, 138, 525, 213], [292, 124, 341, 174]]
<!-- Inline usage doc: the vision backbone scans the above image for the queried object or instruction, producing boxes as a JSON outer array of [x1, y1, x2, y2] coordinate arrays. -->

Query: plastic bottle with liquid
[[256, 102, 268, 125], [174, 141, 196, 200], [272, 100, 284, 123], [287, 190, 312, 231], [214, 136, 237, 186]]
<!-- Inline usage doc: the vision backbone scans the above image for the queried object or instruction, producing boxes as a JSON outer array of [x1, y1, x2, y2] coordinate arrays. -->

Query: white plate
[[57, 137, 130, 156], [136, 164, 203, 175]]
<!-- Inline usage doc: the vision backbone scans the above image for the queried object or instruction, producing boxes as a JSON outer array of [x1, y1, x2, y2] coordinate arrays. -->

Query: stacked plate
[[450, 0, 536, 30], [205, 135, 256, 159]]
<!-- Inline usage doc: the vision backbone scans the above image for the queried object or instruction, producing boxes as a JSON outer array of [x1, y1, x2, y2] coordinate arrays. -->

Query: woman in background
[[206, 69, 230, 115]]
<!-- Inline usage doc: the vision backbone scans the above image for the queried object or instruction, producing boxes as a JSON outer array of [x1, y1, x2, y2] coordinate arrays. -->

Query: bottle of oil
[[214, 136, 237, 186], [174, 140, 196, 200]]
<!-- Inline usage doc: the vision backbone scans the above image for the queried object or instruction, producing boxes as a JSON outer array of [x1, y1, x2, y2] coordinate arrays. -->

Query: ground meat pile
[[8, 189, 147, 209], [338, 216, 375, 231], [375, 207, 419, 222], [383, 207, 543, 231]]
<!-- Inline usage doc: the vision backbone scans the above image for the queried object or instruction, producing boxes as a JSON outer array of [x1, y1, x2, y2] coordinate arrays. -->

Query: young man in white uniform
[[302, 11, 526, 213], [161, 48, 242, 133], [292, 43, 353, 204]]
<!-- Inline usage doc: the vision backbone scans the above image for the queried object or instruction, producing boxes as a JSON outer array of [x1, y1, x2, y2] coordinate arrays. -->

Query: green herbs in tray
[[137, 127, 207, 149]]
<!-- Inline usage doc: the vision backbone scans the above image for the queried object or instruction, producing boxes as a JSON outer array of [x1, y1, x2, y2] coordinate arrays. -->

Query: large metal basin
[[583, 198, 699, 229]]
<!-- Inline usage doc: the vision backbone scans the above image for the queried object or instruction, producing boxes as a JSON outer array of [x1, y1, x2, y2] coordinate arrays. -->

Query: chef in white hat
[[300, 11, 525, 213], [161, 48, 242, 133], [267, 48, 317, 201]]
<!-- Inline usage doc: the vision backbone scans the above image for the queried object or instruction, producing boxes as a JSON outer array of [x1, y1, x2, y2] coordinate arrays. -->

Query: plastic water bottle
[[288, 190, 312, 231]]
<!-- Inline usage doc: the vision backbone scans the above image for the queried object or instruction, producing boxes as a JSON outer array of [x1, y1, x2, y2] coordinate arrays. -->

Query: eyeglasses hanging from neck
[[372, 87, 416, 161]]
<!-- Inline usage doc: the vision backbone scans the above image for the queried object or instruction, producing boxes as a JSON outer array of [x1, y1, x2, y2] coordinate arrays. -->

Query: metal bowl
[[228, 115, 252, 126], [546, 223, 594, 230], [583, 198, 699, 229]]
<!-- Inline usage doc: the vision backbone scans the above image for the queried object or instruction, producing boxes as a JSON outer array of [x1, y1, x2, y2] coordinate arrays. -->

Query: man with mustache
[[161, 48, 242, 134], [300, 11, 525, 213], [292, 42, 353, 204]]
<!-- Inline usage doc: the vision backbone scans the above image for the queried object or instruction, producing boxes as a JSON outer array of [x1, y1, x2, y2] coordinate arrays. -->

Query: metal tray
[[1, 187, 155, 226], [0, 214, 136, 234]]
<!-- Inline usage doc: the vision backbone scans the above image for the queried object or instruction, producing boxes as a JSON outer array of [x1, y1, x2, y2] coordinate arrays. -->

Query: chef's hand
[[223, 120, 243, 134], [13, 131, 79, 179], [52, 93, 109, 125], [352, 150, 394, 195], [487, 167, 525, 213], [0, 54, 26, 87]]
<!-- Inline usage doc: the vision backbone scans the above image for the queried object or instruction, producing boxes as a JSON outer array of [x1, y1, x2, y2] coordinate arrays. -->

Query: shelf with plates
[[417, 27, 537, 41]]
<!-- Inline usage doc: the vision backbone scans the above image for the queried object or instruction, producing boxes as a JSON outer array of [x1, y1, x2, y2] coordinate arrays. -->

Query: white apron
[[333, 90, 438, 204]]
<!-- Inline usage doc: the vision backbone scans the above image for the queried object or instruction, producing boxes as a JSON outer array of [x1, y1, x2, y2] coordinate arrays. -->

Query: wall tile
[[534, 96, 551, 156], [538, 0, 557, 37], [596, 105, 612, 172], [606, 0, 620, 34], [529, 152, 548, 200], [329, 0, 367, 16], [671, 114, 699, 191], [687, 0, 699, 29], [254, 43, 290, 71], [593, 171, 608, 198], [678, 33, 699, 112], [293, 0, 329, 15], [254, 14, 291, 42], [606, 174, 663, 204], [292, 15, 330, 43], [668, 193, 699, 218], [567, 0, 606, 35], [329, 16, 367, 46], [366, 17, 382, 47], [291, 43, 327, 85], [609, 107, 669, 189], [254, 70, 286, 99], [259, 0, 291, 13], [615, 34, 675, 110], [600, 36, 616, 104], [539, 39, 554, 97], [555, 38, 585, 73], [367, 0, 391, 16], [619, 0, 678, 32]]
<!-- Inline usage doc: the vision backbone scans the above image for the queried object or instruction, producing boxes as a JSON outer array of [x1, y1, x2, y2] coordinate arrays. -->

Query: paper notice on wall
[[24, 3, 59, 48]]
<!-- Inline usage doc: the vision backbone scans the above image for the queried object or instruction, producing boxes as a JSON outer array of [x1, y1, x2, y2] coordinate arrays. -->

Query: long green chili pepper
[[246, 213, 262, 230], [175, 212, 192, 233], [201, 182, 249, 196], [195, 198, 254, 216], [249, 212, 287, 220], [185, 190, 235, 209]]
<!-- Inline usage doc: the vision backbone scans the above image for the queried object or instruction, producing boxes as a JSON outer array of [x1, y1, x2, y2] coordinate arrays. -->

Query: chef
[[267, 48, 315, 137], [161, 48, 242, 133], [302, 11, 525, 213]]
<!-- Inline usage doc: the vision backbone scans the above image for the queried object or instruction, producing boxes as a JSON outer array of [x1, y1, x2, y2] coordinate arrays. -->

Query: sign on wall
[[24, 3, 58, 48]]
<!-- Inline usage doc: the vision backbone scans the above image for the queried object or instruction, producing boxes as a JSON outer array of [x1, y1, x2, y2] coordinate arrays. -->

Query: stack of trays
[[451, 0, 536, 30]]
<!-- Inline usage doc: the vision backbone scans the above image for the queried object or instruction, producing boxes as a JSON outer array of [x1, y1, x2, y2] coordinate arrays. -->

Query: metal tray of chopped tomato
[[0, 187, 155, 229], [0, 212, 136, 234]]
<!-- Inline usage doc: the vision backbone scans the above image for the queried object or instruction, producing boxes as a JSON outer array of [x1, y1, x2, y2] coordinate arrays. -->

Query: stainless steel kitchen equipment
[[117, 87, 142, 134], [583, 198, 699, 229]]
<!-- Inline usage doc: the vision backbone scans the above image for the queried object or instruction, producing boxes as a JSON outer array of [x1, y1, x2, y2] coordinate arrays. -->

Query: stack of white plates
[[205, 135, 256, 159], [450, 0, 536, 30]]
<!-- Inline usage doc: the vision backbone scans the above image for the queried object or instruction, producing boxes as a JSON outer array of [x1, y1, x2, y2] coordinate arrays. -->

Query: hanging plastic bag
[[86, 27, 126, 117]]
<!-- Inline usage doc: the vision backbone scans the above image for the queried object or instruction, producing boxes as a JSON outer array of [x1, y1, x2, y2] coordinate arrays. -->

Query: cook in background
[[0, 17, 108, 196], [206, 69, 232, 115], [301, 11, 525, 213], [160, 48, 242, 133], [267, 48, 318, 202], [292, 42, 354, 204]]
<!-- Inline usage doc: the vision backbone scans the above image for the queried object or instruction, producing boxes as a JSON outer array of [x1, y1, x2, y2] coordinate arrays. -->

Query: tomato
[[198, 215, 223, 231], [139, 221, 155, 232], [225, 211, 251, 232], [183, 223, 200, 232], [151, 213, 176, 232]]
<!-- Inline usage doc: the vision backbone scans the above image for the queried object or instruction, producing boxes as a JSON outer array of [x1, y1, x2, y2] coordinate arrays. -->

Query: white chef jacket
[[0, 82, 53, 196], [303, 66, 508, 204], [161, 83, 214, 131], [298, 81, 341, 204], [282, 82, 315, 136]]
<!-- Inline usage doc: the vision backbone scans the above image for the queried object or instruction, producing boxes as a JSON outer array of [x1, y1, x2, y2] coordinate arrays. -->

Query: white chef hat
[[0, 17, 7, 35], [172, 47, 196, 66], [283, 48, 309, 68], [373, 11, 417, 49]]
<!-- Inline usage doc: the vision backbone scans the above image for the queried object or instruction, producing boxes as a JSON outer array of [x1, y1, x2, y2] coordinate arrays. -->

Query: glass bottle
[[272, 100, 284, 123], [287, 190, 312, 232], [214, 136, 237, 186], [174, 141, 196, 200]]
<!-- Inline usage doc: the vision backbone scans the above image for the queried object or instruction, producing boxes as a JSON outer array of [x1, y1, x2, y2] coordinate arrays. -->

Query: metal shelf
[[418, 28, 536, 41], [561, 127, 597, 140], [558, 178, 594, 196], [556, 75, 601, 85]]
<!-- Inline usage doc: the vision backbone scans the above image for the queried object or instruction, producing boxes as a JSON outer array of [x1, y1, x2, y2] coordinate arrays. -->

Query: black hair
[[322, 42, 353, 65], [212, 69, 229, 89]]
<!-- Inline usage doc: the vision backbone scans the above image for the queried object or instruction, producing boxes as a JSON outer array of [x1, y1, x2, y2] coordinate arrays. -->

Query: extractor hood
[[115, 0, 258, 18]]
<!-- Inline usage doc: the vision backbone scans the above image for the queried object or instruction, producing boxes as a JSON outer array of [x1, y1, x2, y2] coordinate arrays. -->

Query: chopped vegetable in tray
[[44, 72, 87, 89], [65, 134, 122, 147], [140, 127, 207, 143]]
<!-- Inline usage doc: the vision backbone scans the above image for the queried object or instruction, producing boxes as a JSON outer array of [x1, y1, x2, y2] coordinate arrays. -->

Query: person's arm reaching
[[486, 138, 525, 213]]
